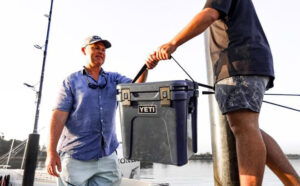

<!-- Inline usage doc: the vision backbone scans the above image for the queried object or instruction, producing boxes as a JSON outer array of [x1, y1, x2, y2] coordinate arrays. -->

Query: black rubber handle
[[131, 64, 147, 83]]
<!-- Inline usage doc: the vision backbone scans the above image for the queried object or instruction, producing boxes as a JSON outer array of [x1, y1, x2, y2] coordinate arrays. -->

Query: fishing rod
[[22, 0, 54, 185]]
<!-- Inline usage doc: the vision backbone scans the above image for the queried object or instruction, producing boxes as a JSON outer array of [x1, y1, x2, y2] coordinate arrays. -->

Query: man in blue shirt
[[46, 35, 158, 185], [146, 0, 300, 185]]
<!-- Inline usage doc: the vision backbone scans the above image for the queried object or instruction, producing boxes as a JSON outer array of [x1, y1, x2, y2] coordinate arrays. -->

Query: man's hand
[[145, 51, 159, 69], [46, 110, 68, 177], [146, 42, 177, 65], [156, 42, 177, 60], [46, 151, 62, 177]]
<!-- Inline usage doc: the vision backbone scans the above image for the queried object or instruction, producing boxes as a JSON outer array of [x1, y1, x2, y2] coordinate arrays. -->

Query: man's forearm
[[171, 8, 220, 48], [136, 69, 148, 83], [47, 110, 69, 153]]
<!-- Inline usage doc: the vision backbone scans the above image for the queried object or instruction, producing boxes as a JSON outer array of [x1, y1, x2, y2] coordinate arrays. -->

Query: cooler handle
[[131, 64, 147, 83]]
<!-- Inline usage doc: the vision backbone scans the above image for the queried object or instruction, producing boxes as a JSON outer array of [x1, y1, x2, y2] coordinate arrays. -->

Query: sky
[[0, 0, 299, 154]]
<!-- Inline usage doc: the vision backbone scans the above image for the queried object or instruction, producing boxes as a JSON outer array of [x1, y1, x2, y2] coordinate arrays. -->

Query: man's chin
[[91, 61, 104, 67]]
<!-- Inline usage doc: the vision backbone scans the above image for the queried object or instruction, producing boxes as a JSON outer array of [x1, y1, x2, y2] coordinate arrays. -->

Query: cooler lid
[[116, 80, 198, 93]]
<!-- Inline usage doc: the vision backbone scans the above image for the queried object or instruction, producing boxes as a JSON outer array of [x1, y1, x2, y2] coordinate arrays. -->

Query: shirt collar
[[82, 67, 106, 76]]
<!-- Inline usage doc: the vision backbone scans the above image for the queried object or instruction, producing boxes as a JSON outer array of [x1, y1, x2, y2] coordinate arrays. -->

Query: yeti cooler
[[116, 80, 198, 166]]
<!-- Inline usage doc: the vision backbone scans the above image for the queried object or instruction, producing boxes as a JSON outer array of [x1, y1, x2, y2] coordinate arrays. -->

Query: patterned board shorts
[[214, 76, 269, 114]]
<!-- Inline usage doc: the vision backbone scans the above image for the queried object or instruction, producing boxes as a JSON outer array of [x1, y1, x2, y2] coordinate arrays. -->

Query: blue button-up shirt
[[54, 68, 131, 160]]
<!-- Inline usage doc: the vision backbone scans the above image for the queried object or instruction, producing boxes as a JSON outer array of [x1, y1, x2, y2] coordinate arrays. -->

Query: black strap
[[171, 56, 214, 90], [131, 64, 147, 83]]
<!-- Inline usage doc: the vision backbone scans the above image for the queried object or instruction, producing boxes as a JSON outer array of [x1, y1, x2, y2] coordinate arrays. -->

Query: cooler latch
[[160, 87, 170, 106], [121, 89, 131, 106]]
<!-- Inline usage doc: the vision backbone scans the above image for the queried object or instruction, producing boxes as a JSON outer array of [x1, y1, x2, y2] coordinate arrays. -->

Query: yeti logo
[[138, 105, 157, 114]]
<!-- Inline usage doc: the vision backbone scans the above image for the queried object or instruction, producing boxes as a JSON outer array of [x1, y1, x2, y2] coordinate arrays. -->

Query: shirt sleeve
[[115, 73, 132, 84], [204, 0, 232, 19], [53, 78, 73, 112]]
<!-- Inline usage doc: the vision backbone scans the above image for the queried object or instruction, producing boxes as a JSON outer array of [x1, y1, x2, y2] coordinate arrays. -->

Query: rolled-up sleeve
[[54, 78, 73, 112], [204, 0, 232, 19], [115, 73, 132, 84]]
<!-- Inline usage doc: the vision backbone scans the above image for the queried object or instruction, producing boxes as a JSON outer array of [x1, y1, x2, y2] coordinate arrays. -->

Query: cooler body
[[116, 80, 198, 166]]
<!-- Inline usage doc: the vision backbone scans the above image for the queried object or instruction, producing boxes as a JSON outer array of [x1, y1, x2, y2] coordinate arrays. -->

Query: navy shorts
[[214, 76, 269, 114]]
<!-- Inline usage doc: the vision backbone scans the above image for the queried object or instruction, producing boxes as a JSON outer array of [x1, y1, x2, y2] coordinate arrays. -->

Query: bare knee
[[226, 109, 260, 136]]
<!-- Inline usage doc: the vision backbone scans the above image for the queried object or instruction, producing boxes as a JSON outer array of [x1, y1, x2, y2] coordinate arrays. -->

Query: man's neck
[[85, 65, 101, 80]]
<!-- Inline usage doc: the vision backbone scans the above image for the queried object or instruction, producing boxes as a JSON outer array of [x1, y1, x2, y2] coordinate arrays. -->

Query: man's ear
[[81, 47, 86, 55]]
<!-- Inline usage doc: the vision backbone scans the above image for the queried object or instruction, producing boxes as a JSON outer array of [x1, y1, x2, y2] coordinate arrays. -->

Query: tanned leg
[[261, 130, 300, 186], [226, 110, 266, 186]]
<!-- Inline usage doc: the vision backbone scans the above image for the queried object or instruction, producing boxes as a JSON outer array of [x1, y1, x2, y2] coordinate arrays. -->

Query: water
[[140, 159, 300, 186], [5, 159, 300, 185]]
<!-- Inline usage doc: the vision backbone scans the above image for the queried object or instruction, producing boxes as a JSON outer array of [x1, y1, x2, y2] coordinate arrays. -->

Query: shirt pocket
[[105, 82, 118, 100]]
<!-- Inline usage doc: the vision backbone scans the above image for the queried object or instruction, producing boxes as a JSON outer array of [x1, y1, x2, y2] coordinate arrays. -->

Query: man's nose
[[98, 49, 105, 53]]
